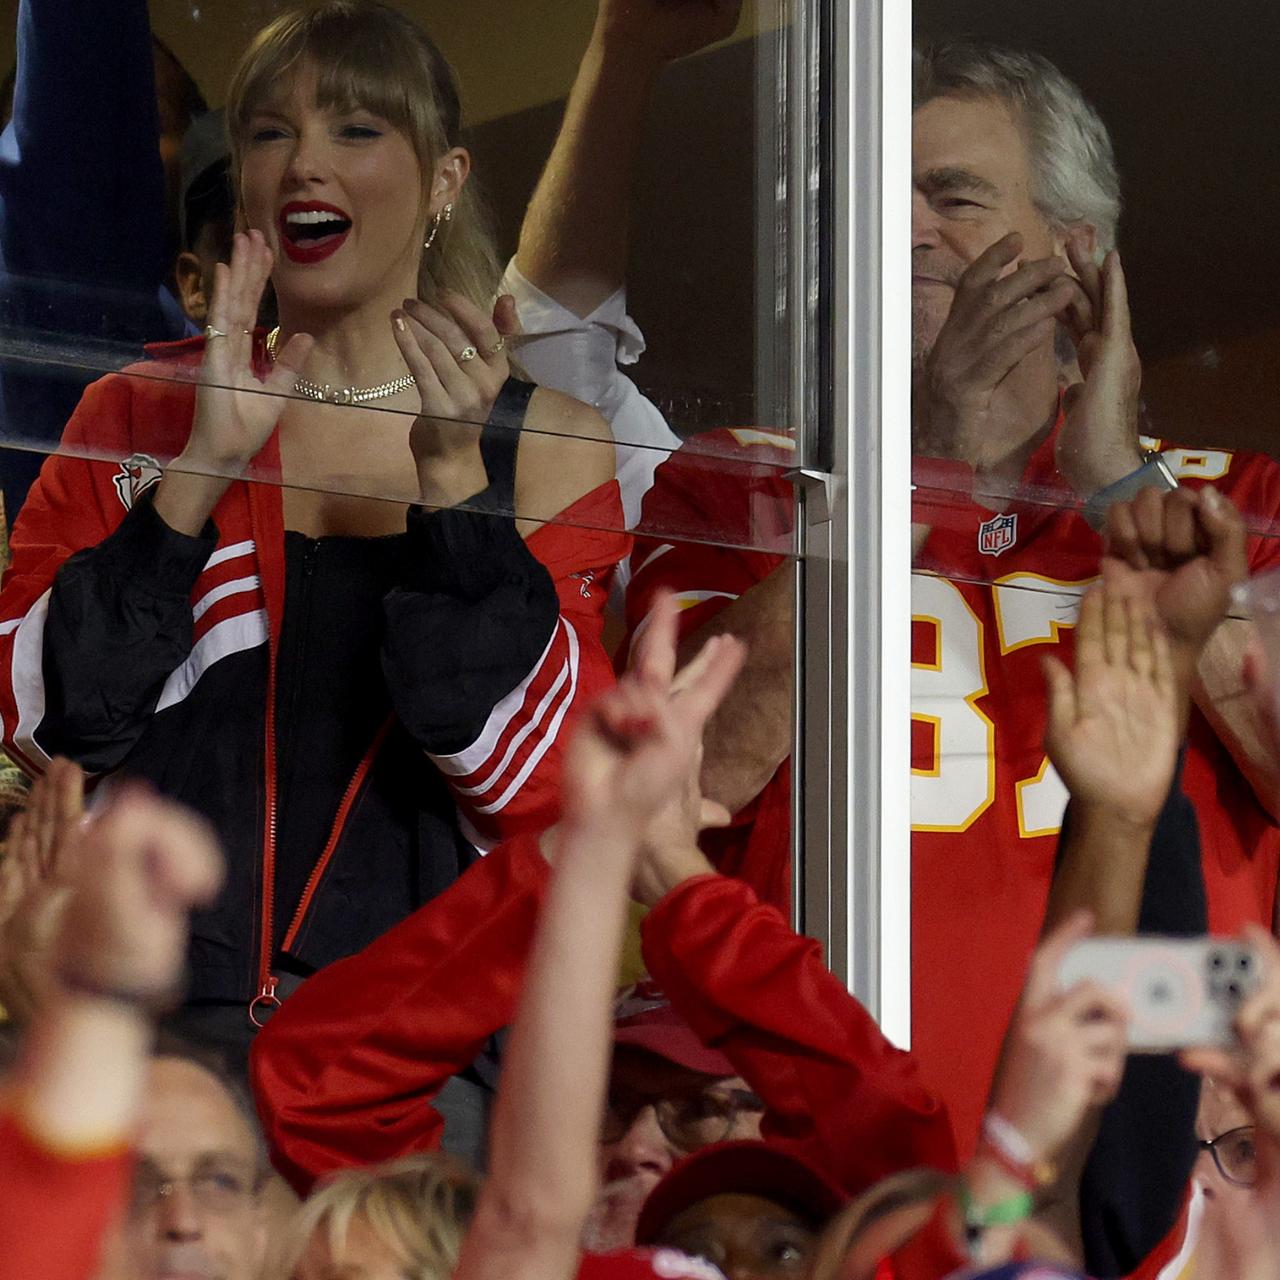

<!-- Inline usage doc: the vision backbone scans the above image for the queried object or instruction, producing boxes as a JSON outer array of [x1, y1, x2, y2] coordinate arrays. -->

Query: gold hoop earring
[[424, 202, 454, 251]]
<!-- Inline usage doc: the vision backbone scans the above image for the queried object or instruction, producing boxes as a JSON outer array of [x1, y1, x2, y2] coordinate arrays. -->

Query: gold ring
[[459, 345, 478, 363], [489, 337, 506, 356]]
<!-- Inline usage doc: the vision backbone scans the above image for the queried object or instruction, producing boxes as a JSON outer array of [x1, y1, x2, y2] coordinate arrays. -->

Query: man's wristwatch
[[1082, 450, 1179, 533]]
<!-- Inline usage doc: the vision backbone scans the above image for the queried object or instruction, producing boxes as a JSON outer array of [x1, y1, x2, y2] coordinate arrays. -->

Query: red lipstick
[[278, 200, 352, 264]]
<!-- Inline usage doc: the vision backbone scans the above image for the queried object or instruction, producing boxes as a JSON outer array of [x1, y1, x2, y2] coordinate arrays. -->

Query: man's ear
[[1058, 224, 1098, 272], [175, 251, 208, 324]]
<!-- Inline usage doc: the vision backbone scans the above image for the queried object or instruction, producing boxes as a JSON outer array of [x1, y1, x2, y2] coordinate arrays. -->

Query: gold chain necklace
[[265, 327, 417, 406]]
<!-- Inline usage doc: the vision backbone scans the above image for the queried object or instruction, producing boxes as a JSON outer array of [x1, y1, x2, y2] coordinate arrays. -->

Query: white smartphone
[[1057, 936, 1261, 1052]]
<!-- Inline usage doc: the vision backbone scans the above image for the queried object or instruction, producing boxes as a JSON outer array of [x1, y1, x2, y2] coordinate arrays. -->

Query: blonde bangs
[[227, 3, 457, 176]]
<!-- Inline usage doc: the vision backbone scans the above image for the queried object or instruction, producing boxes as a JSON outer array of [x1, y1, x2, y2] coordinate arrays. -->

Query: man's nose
[[154, 1182, 204, 1241], [912, 189, 941, 248], [610, 1104, 679, 1176]]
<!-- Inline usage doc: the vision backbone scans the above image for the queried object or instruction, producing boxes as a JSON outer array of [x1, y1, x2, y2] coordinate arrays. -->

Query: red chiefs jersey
[[913, 427, 1280, 1157], [629, 423, 1280, 1168]]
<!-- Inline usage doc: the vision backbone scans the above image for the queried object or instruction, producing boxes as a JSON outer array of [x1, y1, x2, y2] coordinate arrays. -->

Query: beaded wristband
[[957, 1181, 1034, 1258], [980, 1112, 1057, 1189]]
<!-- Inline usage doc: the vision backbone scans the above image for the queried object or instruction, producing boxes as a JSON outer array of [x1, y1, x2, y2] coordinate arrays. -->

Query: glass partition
[[0, 0, 820, 1063]]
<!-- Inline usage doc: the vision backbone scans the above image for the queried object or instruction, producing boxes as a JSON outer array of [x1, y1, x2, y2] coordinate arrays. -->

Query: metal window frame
[[795, 0, 913, 1046]]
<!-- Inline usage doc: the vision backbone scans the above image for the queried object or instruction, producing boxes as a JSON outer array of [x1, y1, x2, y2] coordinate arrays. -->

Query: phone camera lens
[[1227, 981, 1243, 999], [1209, 951, 1227, 971], [1238, 953, 1254, 972]]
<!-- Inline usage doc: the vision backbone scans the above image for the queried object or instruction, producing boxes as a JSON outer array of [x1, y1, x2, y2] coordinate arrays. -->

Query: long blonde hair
[[272, 1153, 481, 1280], [225, 0, 501, 307]]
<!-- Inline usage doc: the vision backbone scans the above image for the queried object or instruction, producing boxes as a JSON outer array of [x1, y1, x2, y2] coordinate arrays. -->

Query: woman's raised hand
[[988, 910, 1130, 1166], [560, 592, 746, 840], [185, 230, 314, 473], [393, 290, 513, 508], [156, 231, 311, 536], [0, 759, 85, 1023]]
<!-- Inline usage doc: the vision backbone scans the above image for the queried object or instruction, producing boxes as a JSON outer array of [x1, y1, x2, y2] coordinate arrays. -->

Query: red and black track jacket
[[0, 340, 630, 1006]]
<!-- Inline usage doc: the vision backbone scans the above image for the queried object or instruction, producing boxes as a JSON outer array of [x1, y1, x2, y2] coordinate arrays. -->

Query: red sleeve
[[0, 375, 138, 777], [1216, 449, 1280, 575], [639, 875, 957, 1197], [0, 1106, 130, 1280], [249, 831, 551, 1195], [425, 481, 630, 846]]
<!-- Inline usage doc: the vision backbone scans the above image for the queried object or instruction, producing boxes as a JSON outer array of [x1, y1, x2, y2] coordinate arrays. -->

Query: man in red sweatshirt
[[250, 825, 956, 1246]]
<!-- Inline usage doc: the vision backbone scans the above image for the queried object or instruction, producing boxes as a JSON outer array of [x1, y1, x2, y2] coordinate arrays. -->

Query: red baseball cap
[[635, 1140, 849, 1244], [613, 1004, 736, 1079]]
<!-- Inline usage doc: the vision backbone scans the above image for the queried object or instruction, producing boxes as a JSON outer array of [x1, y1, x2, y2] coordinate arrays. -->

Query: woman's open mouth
[[278, 201, 352, 264]]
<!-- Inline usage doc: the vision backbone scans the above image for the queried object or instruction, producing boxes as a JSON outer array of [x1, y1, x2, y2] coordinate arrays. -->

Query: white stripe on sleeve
[[11, 590, 53, 767]]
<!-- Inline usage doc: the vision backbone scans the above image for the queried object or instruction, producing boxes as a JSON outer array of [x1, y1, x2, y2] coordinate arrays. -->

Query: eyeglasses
[[601, 1085, 765, 1151], [130, 1160, 261, 1217], [1199, 1126, 1255, 1187]]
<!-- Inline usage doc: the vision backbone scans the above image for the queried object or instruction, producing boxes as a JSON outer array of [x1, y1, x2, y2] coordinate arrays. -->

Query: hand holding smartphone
[[1058, 936, 1261, 1052]]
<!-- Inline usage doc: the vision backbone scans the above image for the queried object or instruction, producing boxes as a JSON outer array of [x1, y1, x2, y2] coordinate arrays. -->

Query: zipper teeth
[[280, 715, 394, 955], [258, 655, 280, 997]]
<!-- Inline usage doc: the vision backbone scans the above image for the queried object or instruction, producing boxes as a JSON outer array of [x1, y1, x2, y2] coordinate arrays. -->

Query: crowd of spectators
[[0, 1, 1278, 1279]]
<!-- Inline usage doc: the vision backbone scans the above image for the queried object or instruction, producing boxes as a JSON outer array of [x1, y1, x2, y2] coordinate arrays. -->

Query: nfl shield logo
[[978, 512, 1018, 557]]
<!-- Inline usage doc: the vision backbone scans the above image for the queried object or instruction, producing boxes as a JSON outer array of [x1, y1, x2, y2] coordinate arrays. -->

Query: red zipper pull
[[248, 976, 281, 1028]]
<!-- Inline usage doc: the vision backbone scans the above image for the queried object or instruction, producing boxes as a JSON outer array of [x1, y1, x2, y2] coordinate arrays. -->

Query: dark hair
[[225, 0, 500, 306], [183, 160, 235, 256], [151, 1031, 269, 1178]]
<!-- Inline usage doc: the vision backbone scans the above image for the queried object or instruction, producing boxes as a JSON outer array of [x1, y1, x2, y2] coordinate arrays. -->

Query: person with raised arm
[[263, 595, 746, 1280], [457, 601, 744, 1280], [249, 594, 955, 1248], [0, 788, 223, 1280], [504, 0, 742, 528]]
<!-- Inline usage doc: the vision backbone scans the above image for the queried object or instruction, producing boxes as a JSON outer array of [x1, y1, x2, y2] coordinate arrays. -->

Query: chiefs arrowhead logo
[[112, 452, 163, 512]]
